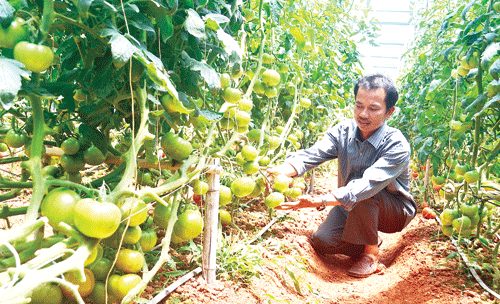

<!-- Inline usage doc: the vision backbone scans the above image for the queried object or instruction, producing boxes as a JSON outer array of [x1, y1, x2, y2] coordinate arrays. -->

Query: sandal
[[347, 253, 379, 278]]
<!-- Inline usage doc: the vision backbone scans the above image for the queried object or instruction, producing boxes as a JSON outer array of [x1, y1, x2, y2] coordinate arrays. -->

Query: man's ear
[[386, 106, 396, 118]]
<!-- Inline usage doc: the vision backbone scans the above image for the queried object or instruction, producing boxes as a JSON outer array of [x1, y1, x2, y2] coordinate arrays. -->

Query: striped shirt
[[286, 119, 415, 212]]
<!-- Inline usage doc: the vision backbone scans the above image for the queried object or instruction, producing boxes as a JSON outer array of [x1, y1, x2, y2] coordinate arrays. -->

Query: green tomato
[[73, 198, 121, 239], [440, 208, 460, 226], [459, 204, 479, 218], [90, 257, 113, 281], [88, 281, 119, 304], [452, 216, 472, 233], [83, 145, 106, 166], [29, 282, 63, 304], [41, 188, 81, 229], [5, 129, 27, 148], [138, 228, 158, 252], [60, 153, 85, 173], [0, 142, 8, 152], [14, 41, 54, 73], [173, 209, 204, 241], [153, 203, 173, 229], [119, 197, 148, 227], [116, 249, 145, 274], [0, 17, 28, 49], [114, 274, 142, 300], [160, 132, 193, 161], [61, 137, 80, 155]]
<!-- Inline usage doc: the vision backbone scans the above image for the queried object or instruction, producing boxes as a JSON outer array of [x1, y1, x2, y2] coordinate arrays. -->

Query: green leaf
[[203, 13, 229, 26], [136, 52, 178, 98], [289, 27, 306, 44], [0, 0, 14, 28], [198, 109, 223, 122], [461, 0, 478, 21], [109, 33, 139, 69], [465, 93, 486, 113], [181, 52, 220, 90], [480, 42, 500, 69], [76, 0, 95, 18], [0, 57, 30, 110], [216, 28, 242, 60], [78, 124, 108, 154], [474, 94, 500, 118], [185, 8, 205, 38]]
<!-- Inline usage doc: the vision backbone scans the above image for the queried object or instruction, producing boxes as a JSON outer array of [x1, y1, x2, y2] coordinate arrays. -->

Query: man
[[267, 74, 416, 278]]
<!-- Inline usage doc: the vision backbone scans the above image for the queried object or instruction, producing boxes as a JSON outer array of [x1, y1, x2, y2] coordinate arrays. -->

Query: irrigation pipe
[[147, 209, 292, 303], [435, 216, 500, 300]]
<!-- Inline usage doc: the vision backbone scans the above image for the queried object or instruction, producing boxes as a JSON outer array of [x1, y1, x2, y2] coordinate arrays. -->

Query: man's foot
[[347, 253, 379, 278]]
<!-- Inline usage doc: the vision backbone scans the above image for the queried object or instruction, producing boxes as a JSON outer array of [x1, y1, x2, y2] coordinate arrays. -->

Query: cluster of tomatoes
[[0, 17, 54, 73]]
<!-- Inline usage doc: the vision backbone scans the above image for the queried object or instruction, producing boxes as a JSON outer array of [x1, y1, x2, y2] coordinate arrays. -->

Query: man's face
[[354, 87, 395, 140]]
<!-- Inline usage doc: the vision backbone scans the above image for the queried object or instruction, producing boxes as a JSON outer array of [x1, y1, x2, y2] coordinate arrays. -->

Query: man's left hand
[[275, 194, 321, 210]]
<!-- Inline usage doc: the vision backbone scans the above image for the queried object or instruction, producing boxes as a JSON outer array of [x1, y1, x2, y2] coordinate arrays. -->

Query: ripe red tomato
[[73, 198, 121, 239], [14, 41, 54, 73], [422, 207, 436, 219]]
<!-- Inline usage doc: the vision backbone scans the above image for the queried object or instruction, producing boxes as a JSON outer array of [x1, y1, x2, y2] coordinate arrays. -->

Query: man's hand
[[266, 163, 298, 177], [275, 194, 322, 210]]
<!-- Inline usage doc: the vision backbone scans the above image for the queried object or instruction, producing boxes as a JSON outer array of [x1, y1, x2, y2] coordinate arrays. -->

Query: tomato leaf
[[75, 0, 95, 18], [156, 13, 173, 42], [185, 8, 205, 38], [0, 57, 30, 110], [203, 13, 229, 27], [136, 51, 178, 99], [465, 93, 486, 113], [0, 0, 14, 28], [216, 28, 242, 60], [78, 124, 108, 154], [198, 109, 222, 122], [480, 42, 500, 69], [181, 52, 220, 90], [107, 32, 139, 69], [474, 94, 500, 118], [289, 27, 306, 44]]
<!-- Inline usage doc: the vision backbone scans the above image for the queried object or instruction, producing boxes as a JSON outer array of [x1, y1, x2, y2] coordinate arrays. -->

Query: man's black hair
[[354, 74, 399, 112]]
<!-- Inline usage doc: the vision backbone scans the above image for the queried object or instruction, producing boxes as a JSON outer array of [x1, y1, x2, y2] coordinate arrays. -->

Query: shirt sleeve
[[285, 127, 340, 176], [332, 141, 410, 211]]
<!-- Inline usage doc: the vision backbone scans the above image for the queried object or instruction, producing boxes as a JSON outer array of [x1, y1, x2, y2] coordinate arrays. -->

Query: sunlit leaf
[[0, 57, 30, 110], [185, 8, 205, 38], [181, 52, 220, 90], [0, 0, 14, 27]]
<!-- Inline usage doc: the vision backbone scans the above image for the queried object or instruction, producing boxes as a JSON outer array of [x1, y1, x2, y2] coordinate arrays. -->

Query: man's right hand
[[266, 163, 298, 177], [275, 194, 322, 210]]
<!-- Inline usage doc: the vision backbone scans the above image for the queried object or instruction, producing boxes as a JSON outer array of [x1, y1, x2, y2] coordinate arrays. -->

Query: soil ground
[[165, 174, 495, 304]]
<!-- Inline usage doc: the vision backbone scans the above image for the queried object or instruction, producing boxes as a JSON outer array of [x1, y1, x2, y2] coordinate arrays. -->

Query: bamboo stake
[[202, 159, 221, 284]]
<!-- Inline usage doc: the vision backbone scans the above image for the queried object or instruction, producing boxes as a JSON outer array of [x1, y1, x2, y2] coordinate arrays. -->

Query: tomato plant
[[0, 0, 376, 301]]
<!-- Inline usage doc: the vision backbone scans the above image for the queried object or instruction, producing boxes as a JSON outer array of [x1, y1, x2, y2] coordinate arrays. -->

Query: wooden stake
[[202, 159, 221, 284]]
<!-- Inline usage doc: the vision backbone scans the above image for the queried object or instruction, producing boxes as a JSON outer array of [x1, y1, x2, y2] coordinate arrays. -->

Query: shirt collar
[[349, 119, 388, 149]]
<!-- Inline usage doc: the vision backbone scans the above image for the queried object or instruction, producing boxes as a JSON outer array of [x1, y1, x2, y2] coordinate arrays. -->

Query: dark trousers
[[310, 190, 416, 257]]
